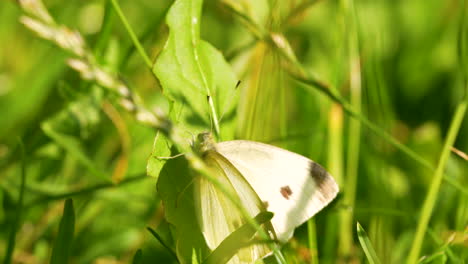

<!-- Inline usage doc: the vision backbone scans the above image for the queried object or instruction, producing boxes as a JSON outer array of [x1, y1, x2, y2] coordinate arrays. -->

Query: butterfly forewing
[[216, 140, 339, 242]]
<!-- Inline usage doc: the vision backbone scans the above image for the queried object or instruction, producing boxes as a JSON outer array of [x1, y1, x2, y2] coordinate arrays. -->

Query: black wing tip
[[309, 162, 328, 185], [309, 162, 339, 200]]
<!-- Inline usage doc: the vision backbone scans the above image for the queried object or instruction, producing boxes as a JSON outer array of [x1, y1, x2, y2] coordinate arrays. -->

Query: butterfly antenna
[[186, 130, 196, 147]]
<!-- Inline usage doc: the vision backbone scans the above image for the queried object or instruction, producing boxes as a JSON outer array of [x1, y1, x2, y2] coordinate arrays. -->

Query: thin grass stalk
[[324, 104, 344, 263], [406, 101, 467, 264], [307, 219, 319, 264], [94, 0, 116, 59], [356, 223, 382, 264], [3, 140, 26, 264], [340, 0, 362, 259], [109, 0, 153, 69]]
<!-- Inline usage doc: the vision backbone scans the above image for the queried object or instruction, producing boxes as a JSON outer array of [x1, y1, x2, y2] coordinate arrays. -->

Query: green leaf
[[202, 211, 274, 264], [147, 222, 178, 262], [132, 249, 143, 264], [3, 140, 27, 264], [156, 155, 209, 264], [357, 222, 382, 264], [192, 248, 201, 264], [418, 251, 447, 264], [50, 199, 75, 264], [147, 131, 172, 180], [153, 0, 238, 140], [0, 190, 3, 223]]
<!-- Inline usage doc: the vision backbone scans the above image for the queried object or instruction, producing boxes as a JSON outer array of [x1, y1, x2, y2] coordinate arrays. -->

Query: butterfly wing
[[195, 151, 273, 263], [216, 140, 339, 242]]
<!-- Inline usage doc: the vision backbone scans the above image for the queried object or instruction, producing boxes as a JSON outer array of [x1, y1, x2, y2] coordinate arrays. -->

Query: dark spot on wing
[[310, 162, 328, 188], [280, 186, 293, 200]]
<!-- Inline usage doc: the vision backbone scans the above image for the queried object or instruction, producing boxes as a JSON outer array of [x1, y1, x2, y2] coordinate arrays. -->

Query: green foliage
[[356, 222, 382, 264], [156, 151, 208, 263], [3, 140, 26, 264], [0, 0, 467, 263], [50, 199, 75, 264], [203, 212, 274, 264], [153, 0, 238, 139], [147, 224, 178, 261], [132, 249, 143, 264]]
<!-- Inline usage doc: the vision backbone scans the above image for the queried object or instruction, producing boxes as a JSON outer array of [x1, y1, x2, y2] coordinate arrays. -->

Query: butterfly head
[[193, 132, 217, 156]]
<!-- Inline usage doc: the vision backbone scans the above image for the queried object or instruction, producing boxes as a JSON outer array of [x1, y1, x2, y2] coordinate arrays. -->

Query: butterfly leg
[[154, 153, 185, 160]]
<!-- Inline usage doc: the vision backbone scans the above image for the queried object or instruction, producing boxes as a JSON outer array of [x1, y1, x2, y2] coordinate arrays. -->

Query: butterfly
[[193, 132, 339, 264]]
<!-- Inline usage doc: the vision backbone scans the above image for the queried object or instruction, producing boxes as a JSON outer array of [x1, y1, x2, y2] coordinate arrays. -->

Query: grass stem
[[109, 0, 153, 70], [406, 101, 467, 264], [3, 140, 26, 264], [340, 0, 361, 258]]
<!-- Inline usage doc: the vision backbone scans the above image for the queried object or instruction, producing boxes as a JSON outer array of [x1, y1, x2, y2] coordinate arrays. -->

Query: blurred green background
[[0, 0, 467, 263]]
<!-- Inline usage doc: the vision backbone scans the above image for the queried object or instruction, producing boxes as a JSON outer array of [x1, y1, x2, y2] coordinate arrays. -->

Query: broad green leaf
[[156, 155, 209, 263], [153, 0, 238, 141], [147, 131, 172, 180], [357, 222, 382, 264], [50, 199, 75, 264]]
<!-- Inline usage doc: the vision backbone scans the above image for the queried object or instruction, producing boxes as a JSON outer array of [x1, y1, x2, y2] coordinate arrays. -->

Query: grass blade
[[132, 249, 143, 264], [307, 219, 319, 264], [202, 212, 274, 264], [147, 227, 179, 262], [357, 222, 382, 264], [109, 0, 152, 69], [340, 0, 362, 259], [50, 198, 75, 264], [406, 101, 467, 264], [26, 174, 148, 208], [3, 140, 26, 264]]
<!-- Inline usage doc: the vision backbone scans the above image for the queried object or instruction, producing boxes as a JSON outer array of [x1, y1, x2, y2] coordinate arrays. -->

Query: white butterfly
[[193, 132, 339, 264]]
